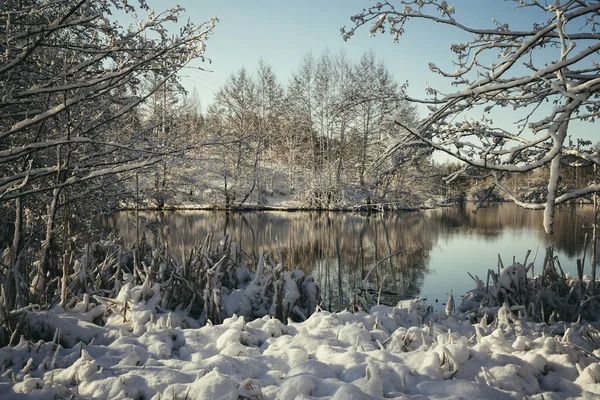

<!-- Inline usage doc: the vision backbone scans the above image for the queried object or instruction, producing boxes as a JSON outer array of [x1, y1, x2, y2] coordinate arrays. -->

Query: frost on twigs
[[0, 0, 219, 333], [0, 0, 218, 200], [344, 0, 600, 233]]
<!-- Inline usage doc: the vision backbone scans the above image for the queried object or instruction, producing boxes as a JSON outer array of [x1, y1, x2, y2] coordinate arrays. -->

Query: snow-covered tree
[[0, 0, 215, 307], [344, 0, 600, 233], [285, 53, 319, 196], [347, 51, 422, 205], [205, 67, 259, 207], [255, 60, 285, 198], [284, 50, 422, 208]]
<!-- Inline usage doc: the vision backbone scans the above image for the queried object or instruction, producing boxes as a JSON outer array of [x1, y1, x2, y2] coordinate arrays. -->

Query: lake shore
[[111, 202, 431, 213], [111, 188, 463, 213]]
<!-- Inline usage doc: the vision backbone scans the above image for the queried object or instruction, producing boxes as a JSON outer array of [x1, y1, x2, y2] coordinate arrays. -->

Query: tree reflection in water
[[100, 203, 594, 312]]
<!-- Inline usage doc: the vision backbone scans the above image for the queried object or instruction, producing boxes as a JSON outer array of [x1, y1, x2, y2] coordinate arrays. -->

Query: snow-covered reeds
[[3, 244, 600, 398], [461, 246, 600, 323], [0, 233, 321, 347]]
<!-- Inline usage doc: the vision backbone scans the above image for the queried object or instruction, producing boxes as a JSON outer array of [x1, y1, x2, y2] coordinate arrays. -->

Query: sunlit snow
[[1, 288, 600, 399]]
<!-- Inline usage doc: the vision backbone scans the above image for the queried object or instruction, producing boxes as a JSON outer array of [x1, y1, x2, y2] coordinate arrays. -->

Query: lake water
[[99, 203, 595, 312]]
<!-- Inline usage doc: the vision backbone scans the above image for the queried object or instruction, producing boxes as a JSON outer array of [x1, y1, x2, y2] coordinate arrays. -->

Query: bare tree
[[0, 0, 216, 307], [344, 0, 600, 233], [286, 53, 318, 198], [313, 50, 337, 206], [205, 67, 259, 208], [331, 51, 355, 199], [255, 60, 285, 199], [348, 51, 421, 205]]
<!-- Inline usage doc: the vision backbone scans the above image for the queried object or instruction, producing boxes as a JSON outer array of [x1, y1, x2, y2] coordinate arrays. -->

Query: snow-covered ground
[[2, 286, 600, 400]]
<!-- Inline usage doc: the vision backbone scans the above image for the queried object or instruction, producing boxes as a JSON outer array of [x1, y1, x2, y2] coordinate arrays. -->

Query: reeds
[[461, 246, 600, 323], [0, 232, 321, 347]]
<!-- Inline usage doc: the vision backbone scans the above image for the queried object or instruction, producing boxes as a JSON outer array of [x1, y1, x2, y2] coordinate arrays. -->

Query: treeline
[[141, 51, 443, 210]]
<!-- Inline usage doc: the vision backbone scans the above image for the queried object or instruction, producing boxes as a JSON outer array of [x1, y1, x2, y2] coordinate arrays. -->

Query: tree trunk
[[5, 197, 23, 311], [33, 187, 61, 303]]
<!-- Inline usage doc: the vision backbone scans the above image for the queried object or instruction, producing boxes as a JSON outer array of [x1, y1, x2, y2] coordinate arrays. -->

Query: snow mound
[[1, 296, 600, 399]]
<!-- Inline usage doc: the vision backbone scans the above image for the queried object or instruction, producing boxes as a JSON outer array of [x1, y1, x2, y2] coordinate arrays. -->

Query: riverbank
[[2, 294, 600, 399], [114, 203, 427, 213], [112, 187, 458, 213], [111, 200, 434, 213]]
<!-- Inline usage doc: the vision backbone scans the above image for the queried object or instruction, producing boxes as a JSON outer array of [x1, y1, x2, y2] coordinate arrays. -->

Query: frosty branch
[[344, 0, 600, 233], [0, 0, 217, 307], [0, 0, 216, 204]]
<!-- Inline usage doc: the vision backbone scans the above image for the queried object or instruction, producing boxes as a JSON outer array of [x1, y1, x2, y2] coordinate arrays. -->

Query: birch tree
[[349, 51, 421, 205], [283, 57, 316, 193], [313, 51, 336, 206], [286, 54, 318, 199], [344, 0, 600, 233]]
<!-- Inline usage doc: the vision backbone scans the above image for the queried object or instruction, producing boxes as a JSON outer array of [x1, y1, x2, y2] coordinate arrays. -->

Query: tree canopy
[[344, 0, 600, 233], [1, 0, 215, 204]]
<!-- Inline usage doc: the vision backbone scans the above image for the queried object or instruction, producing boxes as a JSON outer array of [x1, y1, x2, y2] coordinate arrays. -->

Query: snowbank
[[1, 294, 600, 399]]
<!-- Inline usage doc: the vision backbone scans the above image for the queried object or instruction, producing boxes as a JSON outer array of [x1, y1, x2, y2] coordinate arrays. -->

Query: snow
[[1, 291, 600, 399], [497, 263, 526, 291]]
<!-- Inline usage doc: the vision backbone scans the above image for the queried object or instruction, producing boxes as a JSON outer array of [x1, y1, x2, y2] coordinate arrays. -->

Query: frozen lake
[[100, 203, 595, 311]]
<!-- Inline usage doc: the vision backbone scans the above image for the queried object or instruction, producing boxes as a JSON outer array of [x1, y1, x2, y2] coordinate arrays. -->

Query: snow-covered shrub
[[224, 253, 320, 323]]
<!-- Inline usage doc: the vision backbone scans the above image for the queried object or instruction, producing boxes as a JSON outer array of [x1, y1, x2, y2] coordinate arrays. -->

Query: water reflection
[[99, 203, 594, 311]]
